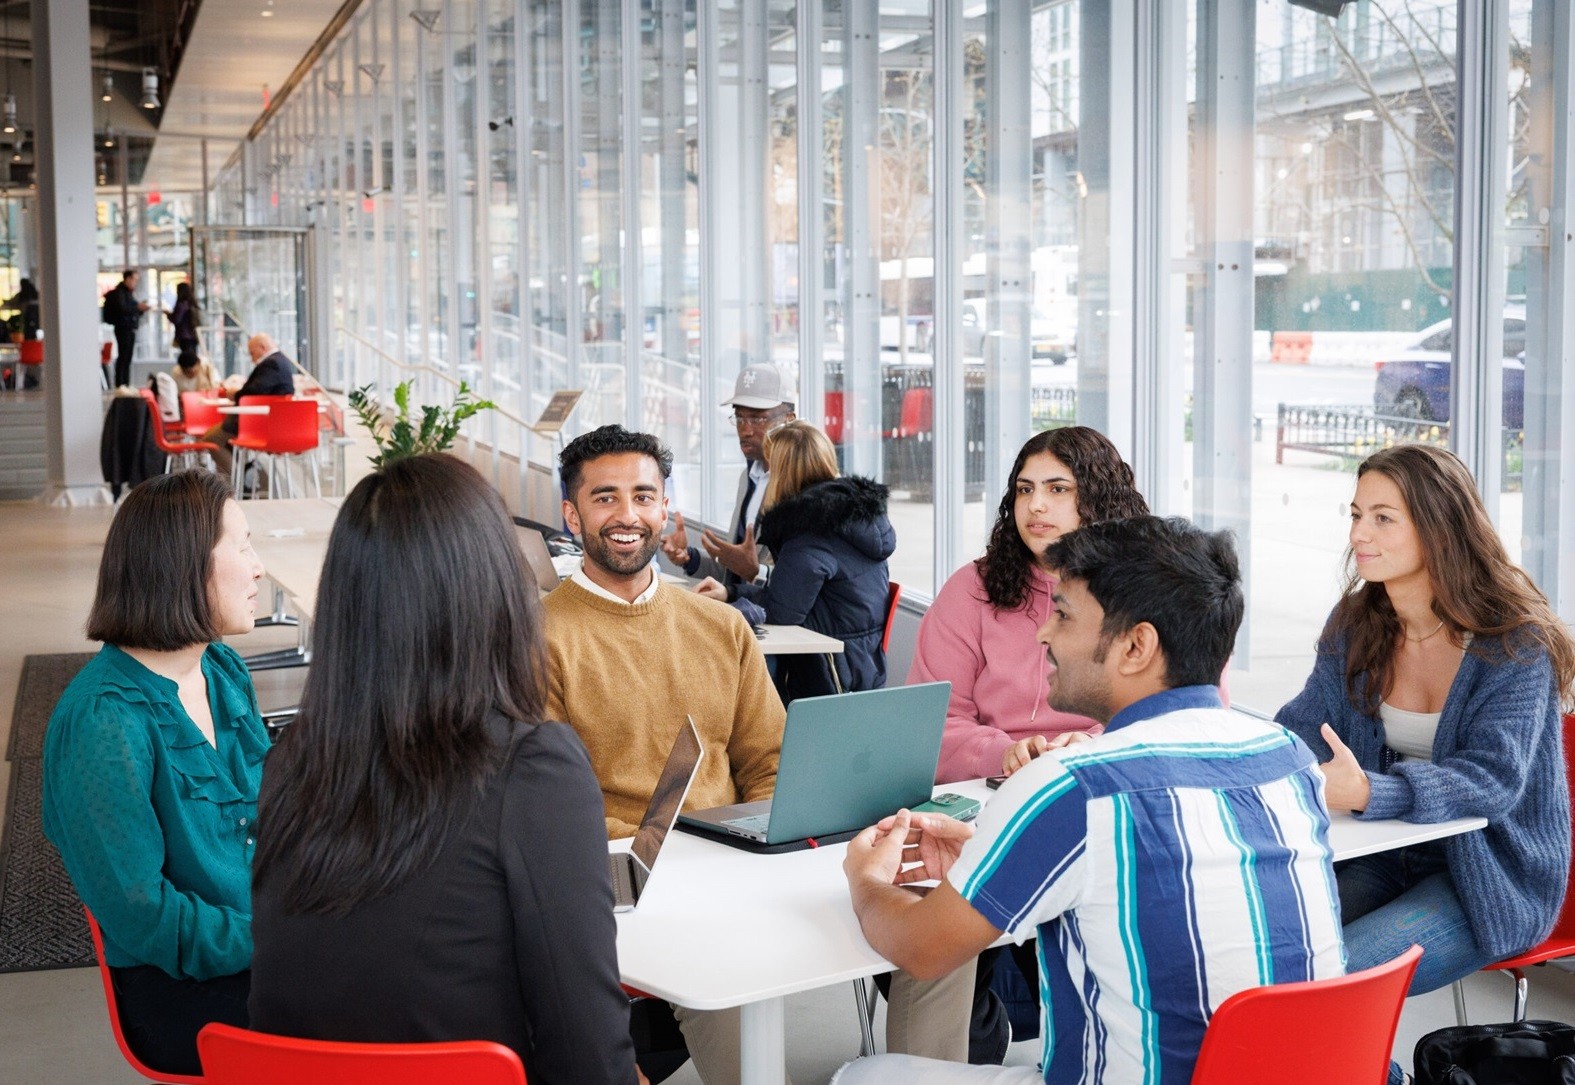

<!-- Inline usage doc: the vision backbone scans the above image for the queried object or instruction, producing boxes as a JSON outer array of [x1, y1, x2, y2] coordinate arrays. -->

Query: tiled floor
[[2, 495, 1573, 1083]]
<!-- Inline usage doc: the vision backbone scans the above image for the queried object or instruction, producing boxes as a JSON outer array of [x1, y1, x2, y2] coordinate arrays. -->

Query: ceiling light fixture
[[101, 72, 114, 102], [2, 95, 15, 135], [409, 10, 441, 32], [261, 0, 275, 15], [140, 67, 160, 110], [103, 133, 114, 148]]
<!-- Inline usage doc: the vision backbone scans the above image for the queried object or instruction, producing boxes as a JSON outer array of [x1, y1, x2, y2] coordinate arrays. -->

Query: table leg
[[738, 997, 786, 1085]]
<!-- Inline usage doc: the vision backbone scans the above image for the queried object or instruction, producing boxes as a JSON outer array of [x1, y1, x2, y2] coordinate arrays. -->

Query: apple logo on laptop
[[851, 746, 873, 775]]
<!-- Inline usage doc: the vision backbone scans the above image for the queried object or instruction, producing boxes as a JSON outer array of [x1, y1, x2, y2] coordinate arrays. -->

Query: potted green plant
[[348, 379, 497, 468]]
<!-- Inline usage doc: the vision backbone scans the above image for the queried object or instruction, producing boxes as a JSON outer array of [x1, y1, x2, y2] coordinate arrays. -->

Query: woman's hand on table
[[1002, 730, 1090, 777], [1315, 723, 1372, 813], [693, 577, 727, 601]]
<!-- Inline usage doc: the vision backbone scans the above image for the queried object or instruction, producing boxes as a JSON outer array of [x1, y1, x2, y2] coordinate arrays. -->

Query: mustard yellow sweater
[[543, 579, 785, 838]]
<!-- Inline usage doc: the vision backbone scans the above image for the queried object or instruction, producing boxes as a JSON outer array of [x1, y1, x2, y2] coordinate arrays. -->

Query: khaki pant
[[671, 963, 975, 1085]]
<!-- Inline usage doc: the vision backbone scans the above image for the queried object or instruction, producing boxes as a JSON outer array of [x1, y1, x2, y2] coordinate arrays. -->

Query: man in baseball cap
[[662, 363, 795, 586]]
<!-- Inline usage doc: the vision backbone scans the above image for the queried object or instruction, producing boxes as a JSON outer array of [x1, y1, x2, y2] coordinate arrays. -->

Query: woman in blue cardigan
[[1277, 444, 1575, 1013]]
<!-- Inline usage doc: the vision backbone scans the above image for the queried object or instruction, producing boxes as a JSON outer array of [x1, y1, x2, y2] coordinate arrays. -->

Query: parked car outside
[[961, 298, 1072, 363], [1372, 310, 1525, 428]]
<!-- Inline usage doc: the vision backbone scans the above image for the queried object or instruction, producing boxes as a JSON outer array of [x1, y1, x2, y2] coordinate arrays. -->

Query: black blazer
[[222, 354, 296, 434]]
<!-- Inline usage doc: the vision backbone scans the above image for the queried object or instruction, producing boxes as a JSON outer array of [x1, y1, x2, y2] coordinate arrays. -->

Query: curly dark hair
[[976, 426, 1149, 611], [558, 424, 673, 497]]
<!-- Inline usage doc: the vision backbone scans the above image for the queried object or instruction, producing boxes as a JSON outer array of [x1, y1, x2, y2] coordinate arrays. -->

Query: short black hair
[[86, 470, 232, 650], [558, 425, 672, 498], [176, 347, 200, 370], [1043, 516, 1242, 689], [122, 268, 138, 281]]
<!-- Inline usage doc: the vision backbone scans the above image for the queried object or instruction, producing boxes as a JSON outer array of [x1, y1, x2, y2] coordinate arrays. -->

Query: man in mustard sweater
[[544, 426, 972, 1084]]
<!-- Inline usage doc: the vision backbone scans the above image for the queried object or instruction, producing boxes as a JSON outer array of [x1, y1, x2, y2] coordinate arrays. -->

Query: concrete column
[[33, 0, 108, 504]]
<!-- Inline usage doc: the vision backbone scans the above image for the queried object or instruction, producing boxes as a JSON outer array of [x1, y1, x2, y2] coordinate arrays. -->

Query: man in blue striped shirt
[[837, 517, 1344, 1084]]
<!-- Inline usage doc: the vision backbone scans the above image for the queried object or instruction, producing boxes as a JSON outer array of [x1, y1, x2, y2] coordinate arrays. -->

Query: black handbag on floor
[[1414, 1019, 1575, 1084]]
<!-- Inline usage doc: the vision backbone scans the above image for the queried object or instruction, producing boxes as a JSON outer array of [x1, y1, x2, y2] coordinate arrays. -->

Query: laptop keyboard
[[721, 813, 770, 835], [608, 853, 635, 906]]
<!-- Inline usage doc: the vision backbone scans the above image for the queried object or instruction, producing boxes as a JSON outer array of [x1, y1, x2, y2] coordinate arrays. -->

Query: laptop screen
[[630, 718, 703, 873]]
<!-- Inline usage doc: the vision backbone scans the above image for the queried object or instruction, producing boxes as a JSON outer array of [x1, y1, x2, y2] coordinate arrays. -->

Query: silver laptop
[[515, 525, 561, 593], [677, 682, 950, 852], [610, 717, 703, 912]]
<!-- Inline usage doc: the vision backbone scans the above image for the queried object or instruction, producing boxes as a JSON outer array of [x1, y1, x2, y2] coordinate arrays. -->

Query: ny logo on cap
[[741, 369, 758, 387]]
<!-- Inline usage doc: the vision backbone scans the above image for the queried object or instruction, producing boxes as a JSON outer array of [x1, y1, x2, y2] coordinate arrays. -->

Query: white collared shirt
[[570, 562, 661, 606]]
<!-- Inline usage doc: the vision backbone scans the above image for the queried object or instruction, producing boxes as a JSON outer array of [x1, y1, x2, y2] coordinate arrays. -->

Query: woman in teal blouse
[[43, 469, 269, 1076]]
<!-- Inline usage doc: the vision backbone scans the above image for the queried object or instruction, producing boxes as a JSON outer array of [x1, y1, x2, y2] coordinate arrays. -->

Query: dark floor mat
[[0, 757, 91, 971], [6, 652, 95, 760]]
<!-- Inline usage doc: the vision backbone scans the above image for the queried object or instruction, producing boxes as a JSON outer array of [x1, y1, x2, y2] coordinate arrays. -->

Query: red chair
[[1190, 944, 1421, 1085], [84, 908, 207, 1085], [823, 390, 845, 445], [139, 389, 222, 472], [100, 341, 113, 391], [14, 337, 43, 389], [229, 393, 315, 494], [196, 1023, 526, 1085], [181, 392, 223, 438], [1458, 712, 1575, 1023], [881, 581, 903, 654]]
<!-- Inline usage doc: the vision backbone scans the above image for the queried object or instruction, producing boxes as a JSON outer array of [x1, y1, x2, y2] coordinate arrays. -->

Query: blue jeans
[[1338, 843, 1497, 1085]]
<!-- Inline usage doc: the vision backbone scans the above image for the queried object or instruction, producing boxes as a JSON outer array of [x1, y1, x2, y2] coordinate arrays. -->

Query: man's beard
[[582, 527, 661, 577]]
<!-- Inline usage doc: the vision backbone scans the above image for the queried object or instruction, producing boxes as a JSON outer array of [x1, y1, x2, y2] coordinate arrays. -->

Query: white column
[[33, 0, 108, 504]]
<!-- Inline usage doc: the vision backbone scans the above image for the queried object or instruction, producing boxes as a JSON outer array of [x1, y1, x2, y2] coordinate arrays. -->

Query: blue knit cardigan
[[1275, 619, 1570, 960]]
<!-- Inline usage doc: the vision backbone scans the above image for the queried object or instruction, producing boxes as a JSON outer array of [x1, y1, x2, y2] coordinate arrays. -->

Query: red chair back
[[230, 406, 274, 451], [182, 392, 222, 435], [897, 387, 933, 436], [1190, 945, 1421, 1085], [196, 1023, 526, 1085], [18, 339, 43, 365], [84, 909, 208, 1084], [823, 391, 845, 445], [263, 399, 321, 455], [100, 341, 113, 365], [881, 581, 903, 654]]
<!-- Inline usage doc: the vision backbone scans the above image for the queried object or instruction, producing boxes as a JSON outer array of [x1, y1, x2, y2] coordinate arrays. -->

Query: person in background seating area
[[661, 363, 795, 588], [170, 347, 220, 396], [697, 420, 893, 704], [202, 333, 296, 476], [43, 471, 268, 1077]]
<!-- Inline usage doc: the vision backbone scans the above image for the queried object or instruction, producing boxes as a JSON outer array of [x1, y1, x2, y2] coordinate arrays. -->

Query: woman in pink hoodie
[[913, 427, 1149, 783]]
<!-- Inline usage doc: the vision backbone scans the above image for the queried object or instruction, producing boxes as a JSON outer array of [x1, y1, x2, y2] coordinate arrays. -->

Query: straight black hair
[[253, 453, 548, 915], [558, 424, 672, 498], [1043, 516, 1242, 689], [86, 470, 230, 650]]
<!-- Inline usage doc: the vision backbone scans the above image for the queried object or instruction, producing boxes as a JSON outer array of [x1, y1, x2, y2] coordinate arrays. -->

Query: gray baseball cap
[[720, 364, 790, 410]]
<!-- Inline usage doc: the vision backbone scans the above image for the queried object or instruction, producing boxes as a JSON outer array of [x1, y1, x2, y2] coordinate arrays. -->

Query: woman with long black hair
[[249, 453, 638, 1085]]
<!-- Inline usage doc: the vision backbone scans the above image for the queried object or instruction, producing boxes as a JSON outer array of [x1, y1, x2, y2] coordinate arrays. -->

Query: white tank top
[[1380, 702, 1440, 762]]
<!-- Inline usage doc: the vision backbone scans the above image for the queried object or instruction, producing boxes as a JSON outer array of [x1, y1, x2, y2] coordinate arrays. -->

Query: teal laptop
[[676, 682, 951, 853]]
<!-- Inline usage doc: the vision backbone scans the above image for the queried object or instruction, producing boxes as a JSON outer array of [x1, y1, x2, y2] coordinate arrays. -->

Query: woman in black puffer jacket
[[699, 420, 895, 704]]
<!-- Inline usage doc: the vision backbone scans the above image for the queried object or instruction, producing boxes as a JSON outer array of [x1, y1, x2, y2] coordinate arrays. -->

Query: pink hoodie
[[910, 562, 1102, 783]]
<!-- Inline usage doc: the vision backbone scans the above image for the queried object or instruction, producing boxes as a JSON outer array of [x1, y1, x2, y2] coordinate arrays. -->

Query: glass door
[[189, 226, 313, 382]]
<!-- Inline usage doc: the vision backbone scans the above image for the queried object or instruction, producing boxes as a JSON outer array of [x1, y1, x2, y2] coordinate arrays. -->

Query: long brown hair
[[976, 426, 1149, 610], [762, 420, 839, 510], [1328, 443, 1575, 713]]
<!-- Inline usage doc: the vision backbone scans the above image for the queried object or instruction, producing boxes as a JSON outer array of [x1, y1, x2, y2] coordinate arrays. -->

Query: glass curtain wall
[[214, 0, 1570, 687]]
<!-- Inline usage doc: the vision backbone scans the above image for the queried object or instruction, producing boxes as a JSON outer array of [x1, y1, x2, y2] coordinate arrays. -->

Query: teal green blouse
[[42, 643, 269, 980]]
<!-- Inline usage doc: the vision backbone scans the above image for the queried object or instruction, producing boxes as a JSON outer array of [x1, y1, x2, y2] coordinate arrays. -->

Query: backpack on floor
[[1414, 1019, 1575, 1084]]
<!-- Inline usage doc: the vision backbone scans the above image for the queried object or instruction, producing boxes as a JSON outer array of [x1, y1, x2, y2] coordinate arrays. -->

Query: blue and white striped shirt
[[948, 686, 1345, 1084]]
